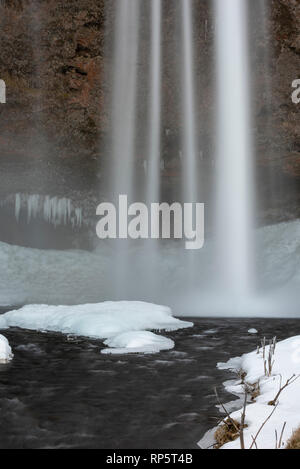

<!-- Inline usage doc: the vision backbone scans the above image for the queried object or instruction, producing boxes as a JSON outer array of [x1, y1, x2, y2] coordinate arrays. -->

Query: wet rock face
[[267, 0, 300, 179], [0, 0, 298, 220], [247, 0, 300, 222], [0, 0, 108, 164]]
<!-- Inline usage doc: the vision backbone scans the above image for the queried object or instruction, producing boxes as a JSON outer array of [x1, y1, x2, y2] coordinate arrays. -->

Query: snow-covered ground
[[0, 334, 13, 363], [0, 302, 192, 354], [0, 220, 300, 316], [214, 336, 300, 449]]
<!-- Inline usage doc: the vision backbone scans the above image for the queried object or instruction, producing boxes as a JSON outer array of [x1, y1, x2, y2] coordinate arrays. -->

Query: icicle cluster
[[14, 194, 83, 228]]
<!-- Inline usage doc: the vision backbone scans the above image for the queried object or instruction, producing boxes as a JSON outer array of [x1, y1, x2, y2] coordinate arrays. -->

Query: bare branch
[[214, 387, 240, 434], [278, 422, 287, 449], [249, 405, 278, 450], [251, 435, 258, 449], [268, 374, 300, 406], [239, 390, 248, 450]]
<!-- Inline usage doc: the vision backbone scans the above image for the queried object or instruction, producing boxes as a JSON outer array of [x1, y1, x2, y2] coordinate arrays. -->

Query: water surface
[[0, 313, 299, 449]]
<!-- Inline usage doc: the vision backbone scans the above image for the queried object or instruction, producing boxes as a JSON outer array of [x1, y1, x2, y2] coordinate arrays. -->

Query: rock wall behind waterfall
[[0, 0, 299, 223]]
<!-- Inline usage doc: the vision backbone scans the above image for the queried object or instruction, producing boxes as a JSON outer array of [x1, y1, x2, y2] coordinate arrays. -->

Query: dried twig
[[275, 422, 287, 449], [214, 388, 240, 434], [249, 405, 278, 449], [261, 337, 266, 361], [251, 435, 258, 449], [261, 336, 277, 377], [268, 374, 300, 406], [239, 389, 248, 450]]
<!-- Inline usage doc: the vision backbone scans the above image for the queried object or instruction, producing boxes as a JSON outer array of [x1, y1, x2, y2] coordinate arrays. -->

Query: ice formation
[[0, 302, 192, 354], [8, 193, 83, 227], [0, 334, 13, 363], [101, 331, 174, 355]]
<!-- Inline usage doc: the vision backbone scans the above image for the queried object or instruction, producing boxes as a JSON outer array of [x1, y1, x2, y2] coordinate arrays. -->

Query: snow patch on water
[[0, 334, 13, 363], [0, 302, 192, 355], [102, 331, 174, 355]]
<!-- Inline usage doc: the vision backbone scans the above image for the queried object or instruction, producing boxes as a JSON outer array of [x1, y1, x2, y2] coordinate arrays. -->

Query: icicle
[[11, 193, 83, 228], [75, 208, 82, 227], [67, 199, 72, 222], [60, 198, 68, 225], [27, 194, 40, 223], [43, 196, 51, 224], [15, 194, 21, 222], [51, 197, 58, 226]]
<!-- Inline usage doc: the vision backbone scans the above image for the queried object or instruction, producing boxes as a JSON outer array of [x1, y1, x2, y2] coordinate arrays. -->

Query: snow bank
[[1, 220, 300, 316], [215, 336, 300, 449], [101, 331, 174, 355], [0, 302, 192, 354], [0, 334, 13, 363]]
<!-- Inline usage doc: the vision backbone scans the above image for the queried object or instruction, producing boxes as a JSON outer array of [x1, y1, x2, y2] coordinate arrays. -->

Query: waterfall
[[180, 0, 199, 285], [214, 0, 254, 299], [109, 0, 140, 297], [181, 0, 198, 206], [143, 0, 162, 296], [110, 0, 139, 200], [104, 0, 255, 308], [146, 0, 162, 207]]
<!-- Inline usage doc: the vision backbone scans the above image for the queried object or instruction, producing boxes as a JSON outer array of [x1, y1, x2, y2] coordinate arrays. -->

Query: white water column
[[146, 0, 162, 207], [142, 0, 162, 299], [110, 0, 140, 201], [181, 0, 198, 205], [109, 0, 140, 298], [180, 0, 199, 286], [215, 0, 254, 298]]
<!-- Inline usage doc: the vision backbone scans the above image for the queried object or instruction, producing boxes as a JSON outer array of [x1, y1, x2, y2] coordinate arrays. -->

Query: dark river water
[[0, 310, 299, 449]]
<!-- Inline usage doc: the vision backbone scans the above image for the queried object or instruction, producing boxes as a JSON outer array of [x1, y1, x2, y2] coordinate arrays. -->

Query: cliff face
[[0, 0, 107, 161], [250, 0, 300, 221], [0, 0, 299, 218], [264, 0, 300, 180]]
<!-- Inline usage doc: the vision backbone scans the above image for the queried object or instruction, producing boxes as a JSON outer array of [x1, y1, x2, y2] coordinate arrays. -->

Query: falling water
[[146, 0, 162, 207], [143, 0, 162, 296], [215, 0, 254, 299], [109, 0, 140, 297], [110, 0, 139, 200], [181, 0, 198, 206], [180, 0, 199, 286], [106, 0, 255, 307]]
